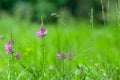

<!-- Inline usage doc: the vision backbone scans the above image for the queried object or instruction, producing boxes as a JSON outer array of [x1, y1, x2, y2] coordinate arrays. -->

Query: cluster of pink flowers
[[37, 25, 47, 38], [5, 39, 20, 60], [5, 41, 13, 54], [57, 53, 72, 60], [5, 40, 14, 54], [14, 54, 21, 60]]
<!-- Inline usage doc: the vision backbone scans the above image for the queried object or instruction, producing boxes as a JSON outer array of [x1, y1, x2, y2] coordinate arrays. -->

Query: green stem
[[8, 55, 11, 80], [41, 16, 44, 26], [62, 59, 65, 80], [40, 37, 46, 79], [90, 8, 94, 29], [100, 0, 106, 26]]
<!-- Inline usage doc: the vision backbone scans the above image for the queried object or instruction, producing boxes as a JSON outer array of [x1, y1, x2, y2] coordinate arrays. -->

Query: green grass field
[[0, 15, 120, 80]]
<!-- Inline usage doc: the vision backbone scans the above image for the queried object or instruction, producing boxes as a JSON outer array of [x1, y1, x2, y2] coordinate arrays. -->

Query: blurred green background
[[0, 0, 119, 24]]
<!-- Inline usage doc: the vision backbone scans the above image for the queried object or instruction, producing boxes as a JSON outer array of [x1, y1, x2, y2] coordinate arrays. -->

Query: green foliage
[[1, 0, 117, 22], [35, 1, 56, 20], [0, 15, 120, 80], [13, 1, 33, 20]]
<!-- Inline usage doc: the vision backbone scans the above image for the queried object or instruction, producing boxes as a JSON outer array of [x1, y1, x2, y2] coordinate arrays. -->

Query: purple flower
[[63, 54, 67, 59], [12, 40, 14, 45], [14, 54, 20, 60], [57, 53, 73, 60], [68, 54, 72, 60], [5, 41, 12, 54], [57, 53, 62, 59], [37, 26, 47, 38]]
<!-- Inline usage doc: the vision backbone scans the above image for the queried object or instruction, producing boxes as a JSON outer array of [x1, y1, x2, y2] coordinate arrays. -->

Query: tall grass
[[0, 2, 120, 79]]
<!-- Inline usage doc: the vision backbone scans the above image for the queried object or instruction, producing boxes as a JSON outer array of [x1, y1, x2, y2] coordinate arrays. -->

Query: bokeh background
[[0, 0, 119, 24]]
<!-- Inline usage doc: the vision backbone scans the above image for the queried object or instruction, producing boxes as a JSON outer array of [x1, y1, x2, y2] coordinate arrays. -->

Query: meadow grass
[[0, 15, 120, 80]]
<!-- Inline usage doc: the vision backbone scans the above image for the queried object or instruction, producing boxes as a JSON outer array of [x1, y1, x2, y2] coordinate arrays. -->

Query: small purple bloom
[[37, 26, 47, 38], [12, 40, 14, 45], [57, 53, 62, 59], [14, 54, 20, 60], [63, 54, 67, 59], [5, 41, 12, 54], [68, 54, 72, 60]]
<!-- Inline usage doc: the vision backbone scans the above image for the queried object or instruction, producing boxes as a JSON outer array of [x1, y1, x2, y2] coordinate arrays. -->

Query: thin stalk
[[41, 17, 46, 78], [116, 0, 119, 9], [41, 16, 44, 26], [107, 0, 110, 23], [116, 0, 119, 22], [62, 59, 65, 80], [90, 8, 94, 29], [8, 55, 11, 80], [89, 8, 94, 59], [42, 38, 45, 77], [114, 0, 119, 31], [11, 53, 14, 72], [115, 0, 120, 49], [100, 0, 106, 26]]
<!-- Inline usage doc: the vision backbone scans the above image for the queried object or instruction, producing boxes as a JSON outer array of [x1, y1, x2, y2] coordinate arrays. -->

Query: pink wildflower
[[14, 54, 20, 60], [57, 53, 73, 60], [37, 26, 47, 38], [68, 54, 72, 60], [63, 54, 67, 59], [5, 41, 12, 54], [57, 53, 62, 59], [12, 40, 14, 45]]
